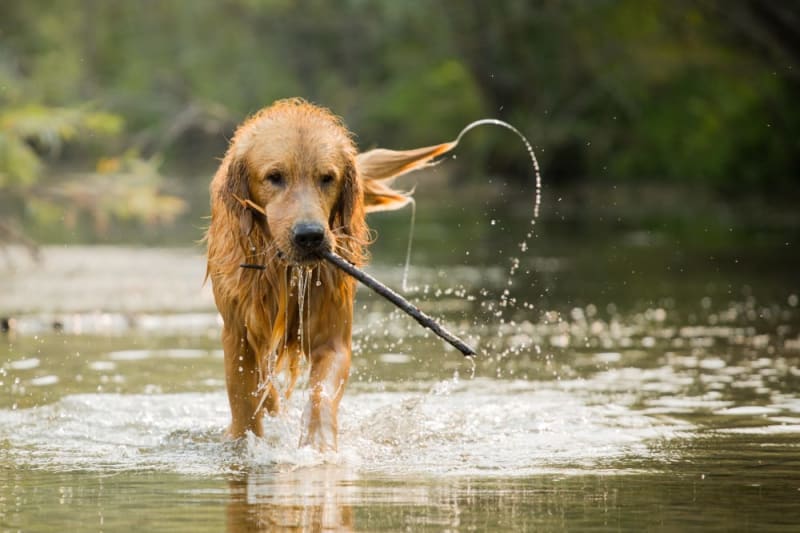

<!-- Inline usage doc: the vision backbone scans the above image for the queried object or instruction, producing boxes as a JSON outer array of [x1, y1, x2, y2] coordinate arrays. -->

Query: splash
[[400, 117, 543, 295], [453, 120, 544, 318], [450, 121, 545, 358], [452, 118, 542, 223], [0, 377, 693, 475]]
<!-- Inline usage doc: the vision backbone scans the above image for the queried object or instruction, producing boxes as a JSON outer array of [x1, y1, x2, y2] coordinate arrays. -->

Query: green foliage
[[0, 104, 122, 187], [362, 60, 485, 147], [566, 1, 799, 192], [0, 102, 184, 242], [40, 153, 187, 234], [0, 130, 41, 187], [0, 0, 797, 245]]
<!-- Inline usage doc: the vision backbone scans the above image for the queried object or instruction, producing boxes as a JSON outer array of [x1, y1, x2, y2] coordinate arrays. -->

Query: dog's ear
[[330, 159, 368, 265], [221, 157, 254, 237], [357, 142, 456, 213], [333, 160, 364, 236]]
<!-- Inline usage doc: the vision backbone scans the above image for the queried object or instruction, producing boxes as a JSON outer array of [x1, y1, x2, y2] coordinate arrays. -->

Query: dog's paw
[[299, 397, 337, 452]]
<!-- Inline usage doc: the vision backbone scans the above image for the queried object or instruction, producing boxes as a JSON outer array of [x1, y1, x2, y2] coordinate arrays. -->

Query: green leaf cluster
[[0, 105, 122, 186]]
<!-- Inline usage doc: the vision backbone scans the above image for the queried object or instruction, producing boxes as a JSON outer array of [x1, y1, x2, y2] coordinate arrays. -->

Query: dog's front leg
[[300, 340, 351, 451], [222, 324, 264, 439]]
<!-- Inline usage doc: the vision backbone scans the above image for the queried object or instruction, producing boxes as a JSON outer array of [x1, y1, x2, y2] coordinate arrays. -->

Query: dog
[[206, 98, 455, 450]]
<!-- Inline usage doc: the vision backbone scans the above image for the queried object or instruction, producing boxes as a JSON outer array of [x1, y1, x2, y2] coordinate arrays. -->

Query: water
[[2, 192, 799, 531]]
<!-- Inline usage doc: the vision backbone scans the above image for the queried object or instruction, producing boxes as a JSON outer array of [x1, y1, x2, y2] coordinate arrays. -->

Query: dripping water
[[295, 266, 312, 358], [401, 198, 416, 293]]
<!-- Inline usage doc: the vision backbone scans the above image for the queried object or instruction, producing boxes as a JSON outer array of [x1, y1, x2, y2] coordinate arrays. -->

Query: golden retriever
[[206, 98, 453, 450]]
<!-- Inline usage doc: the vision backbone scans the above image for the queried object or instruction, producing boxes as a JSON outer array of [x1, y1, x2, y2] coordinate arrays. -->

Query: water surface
[[2, 194, 799, 531]]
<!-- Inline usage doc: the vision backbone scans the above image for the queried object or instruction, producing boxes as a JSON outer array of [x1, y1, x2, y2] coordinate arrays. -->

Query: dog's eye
[[265, 171, 284, 186], [320, 173, 335, 186]]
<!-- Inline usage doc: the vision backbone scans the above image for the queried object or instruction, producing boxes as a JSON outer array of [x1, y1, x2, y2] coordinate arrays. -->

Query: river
[[2, 189, 799, 531]]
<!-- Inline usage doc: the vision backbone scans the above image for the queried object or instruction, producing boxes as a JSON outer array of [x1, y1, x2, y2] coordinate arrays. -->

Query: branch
[[241, 252, 477, 357]]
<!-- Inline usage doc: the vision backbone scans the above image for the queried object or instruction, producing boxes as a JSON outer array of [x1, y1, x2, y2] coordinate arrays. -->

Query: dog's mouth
[[277, 244, 329, 267]]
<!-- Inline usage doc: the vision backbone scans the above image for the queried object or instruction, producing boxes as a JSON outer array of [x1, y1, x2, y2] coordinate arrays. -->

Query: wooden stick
[[321, 251, 476, 356], [240, 252, 477, 356]]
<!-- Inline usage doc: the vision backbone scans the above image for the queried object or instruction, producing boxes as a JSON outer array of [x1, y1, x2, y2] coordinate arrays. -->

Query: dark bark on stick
[[240, 252, 477, 356]]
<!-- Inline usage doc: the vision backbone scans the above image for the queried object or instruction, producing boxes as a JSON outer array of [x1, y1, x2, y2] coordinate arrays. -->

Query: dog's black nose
[[292, 222, 326, 252]]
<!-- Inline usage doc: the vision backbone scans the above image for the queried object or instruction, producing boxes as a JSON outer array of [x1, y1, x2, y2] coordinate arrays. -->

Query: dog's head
[[220, 98, 459, 266], [222, 99, 365, 265]]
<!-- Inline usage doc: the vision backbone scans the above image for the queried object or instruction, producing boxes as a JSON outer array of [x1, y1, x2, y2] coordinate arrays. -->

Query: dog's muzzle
[[292, 221, 327, 256]]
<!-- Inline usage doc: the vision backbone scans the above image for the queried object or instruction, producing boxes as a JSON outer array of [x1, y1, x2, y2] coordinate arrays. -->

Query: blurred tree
[[443, 0, 799, 192], [0, 103, 187, 251], [0, 0, 797, 246], [0, 2, 187, 250]]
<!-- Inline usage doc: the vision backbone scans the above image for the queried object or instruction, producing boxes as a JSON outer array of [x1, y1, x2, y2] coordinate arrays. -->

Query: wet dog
[[206, 99, 452, 450]]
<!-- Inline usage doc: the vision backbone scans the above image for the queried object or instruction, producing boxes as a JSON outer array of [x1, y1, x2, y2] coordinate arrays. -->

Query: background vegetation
[[1, 0, 798, 246]]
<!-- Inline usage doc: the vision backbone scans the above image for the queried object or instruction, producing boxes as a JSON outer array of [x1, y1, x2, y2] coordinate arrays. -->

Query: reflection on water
[[228, 468, 355, 531], [3, 455, 800, 531]]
